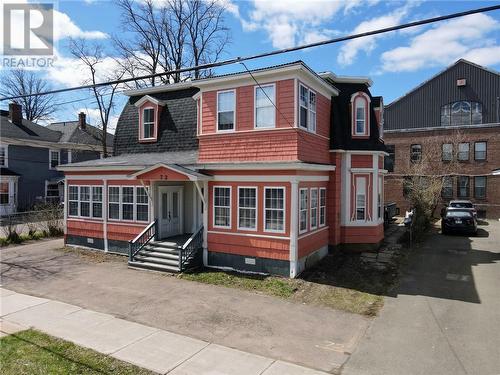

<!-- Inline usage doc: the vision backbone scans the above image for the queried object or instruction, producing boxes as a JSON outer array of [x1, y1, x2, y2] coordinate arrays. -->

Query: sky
[[1, 0, 500, 132]]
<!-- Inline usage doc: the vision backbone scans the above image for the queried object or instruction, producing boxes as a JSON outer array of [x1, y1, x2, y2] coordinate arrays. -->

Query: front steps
[[128, 241, 181, 273]]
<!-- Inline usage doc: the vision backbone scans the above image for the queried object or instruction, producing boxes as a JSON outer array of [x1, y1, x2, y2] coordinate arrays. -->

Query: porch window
[[213, 186, 231, 228], [0, 182, 9, 205], [310, 188, 318, 230], [122, 187, 134, 220], [142, 108, 155, 139], [67, 185, 102, 218], [108, 187, 120, 220], [255, 85, 275, 128], [299, 188, 308, 233], [355, 177, 366, 221], [319, 188, 326, 227], [265, 187, 285, 233], [68, 186, 79, 216], [92, 187, 102, 218], [217, 90, 235, 131], [136, 187, 149, 222], [238, 187, 257, 230], [79, 186, 90, 217]]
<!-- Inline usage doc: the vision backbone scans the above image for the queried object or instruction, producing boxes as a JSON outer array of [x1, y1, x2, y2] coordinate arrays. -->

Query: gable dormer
[[134, 95, 165, 143]]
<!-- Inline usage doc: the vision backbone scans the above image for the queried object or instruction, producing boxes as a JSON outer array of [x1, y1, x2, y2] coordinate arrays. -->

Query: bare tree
[[0, 69, 57, 121], [69, 39, 124, 158], [114, 0, 230, 88]]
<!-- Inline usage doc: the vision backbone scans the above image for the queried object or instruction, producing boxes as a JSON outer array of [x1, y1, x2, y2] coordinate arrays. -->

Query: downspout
[[289, 180, 299, 278], [63, 177, 68, 244]]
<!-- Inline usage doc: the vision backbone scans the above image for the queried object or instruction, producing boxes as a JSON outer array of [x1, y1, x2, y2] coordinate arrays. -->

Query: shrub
[[32, 203, 64, 237]]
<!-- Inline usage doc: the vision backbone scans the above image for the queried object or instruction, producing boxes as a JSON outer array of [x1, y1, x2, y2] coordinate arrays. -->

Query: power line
[[1, 4, 499, 102]]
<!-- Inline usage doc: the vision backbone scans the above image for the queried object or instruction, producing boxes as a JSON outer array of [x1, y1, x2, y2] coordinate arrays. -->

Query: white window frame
[[354, 97, 367, 135], [310, 188, 318, 230], [49, 149, 60, 170], [264, 186, 286, 234], [299, 188, 308, 234], [254, 84, 276, 129], [237, 186, 257, 231], [298, 84, 316, 133], [216, 89, 236, 132], [67, 185, 103, 220], [213, 185, 232, 229], [355, 176, 367, 222], [107, 185, 149, 222], [319, 187, 326, 227], [0, 144, 8, 167], [141, 107, 156, 140], [91, 186, 103, 219]]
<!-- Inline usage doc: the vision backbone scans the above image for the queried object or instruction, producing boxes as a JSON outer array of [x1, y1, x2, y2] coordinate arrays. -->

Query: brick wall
[[384, 126, 500, 218]]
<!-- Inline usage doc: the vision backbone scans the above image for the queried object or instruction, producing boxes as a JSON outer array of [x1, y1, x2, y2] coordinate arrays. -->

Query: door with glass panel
[[158, 186, 183, 239]]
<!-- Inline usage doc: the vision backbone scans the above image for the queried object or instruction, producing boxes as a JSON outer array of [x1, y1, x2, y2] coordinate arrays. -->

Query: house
[[0, 103, 114, 215], [383, 59, 500, 218], [58, 61, 386, 278]]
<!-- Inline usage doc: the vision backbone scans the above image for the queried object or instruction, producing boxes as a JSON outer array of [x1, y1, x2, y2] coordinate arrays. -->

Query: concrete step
[[150, 241, 181, 250], [143, 245, 179, 255], [137, 250, 179, 261], [128, 261, 179, 273], [133, 255, 179, 267]]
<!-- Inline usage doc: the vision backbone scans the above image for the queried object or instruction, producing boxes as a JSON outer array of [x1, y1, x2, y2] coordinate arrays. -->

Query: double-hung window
[[310, 188, 318, 230], [108, 187, 120, 220], [68, 186, 79, 216], [49, 150, 60, 169], [264, 187, 285, 232], [457, 176, 469, 198], [0, 182, 9, 205], [355, 177, 366, 221], [67, 185, 102, 218], [355, 98, 366, 135], [136, 187, 149, 221], [91, 187, 102, 218], [0, 145, 8, 167], [255, 85, 275, 128], [442, 143, 453, 161], [217, 90, 235, 131], [214, 186, 231, 228], [319, 188, 326, 227], [79, 186, 90, 217], [474, 176, 486, 199], [238, 187, 257, 230], [299, 188, 308, 233], [442, 176, 453, 198], [142, 108, 155, 139], [474, 142, 486, 160], [107, 186, 149, 221], [122, 187, 134, 220], [299, 84, 316, 132], [410, 144, 421, 163], [458, 142, 469, 161]]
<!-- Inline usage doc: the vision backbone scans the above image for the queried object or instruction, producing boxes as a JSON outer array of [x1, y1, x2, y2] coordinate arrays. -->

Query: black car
[[441, 209, 477, 235]]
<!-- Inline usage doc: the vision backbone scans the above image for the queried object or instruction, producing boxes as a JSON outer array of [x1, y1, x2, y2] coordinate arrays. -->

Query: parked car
[[448, 200, 477, 218], [441, 208, 477, 235]]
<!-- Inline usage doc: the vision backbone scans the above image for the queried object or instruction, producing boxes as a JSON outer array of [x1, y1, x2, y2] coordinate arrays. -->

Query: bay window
[[238, 187, 257, 230], [255, 85, 275, 128], [217, 90, 235, 131], [355, 177, 366, 221], [214, 186, 231, 228], [264, 187, 285, 232]]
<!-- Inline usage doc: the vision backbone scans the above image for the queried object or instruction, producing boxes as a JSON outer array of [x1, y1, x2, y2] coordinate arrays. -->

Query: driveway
[[342, 220, 500, 375], [0, 239, 370, 373]]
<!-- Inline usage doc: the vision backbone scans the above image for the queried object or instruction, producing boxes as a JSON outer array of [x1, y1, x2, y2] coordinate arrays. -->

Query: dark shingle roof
[[0, 113, 61, 142], [47, 121, 114, 147], [0, 167, 20, 176], [114, 88, 199, 156]]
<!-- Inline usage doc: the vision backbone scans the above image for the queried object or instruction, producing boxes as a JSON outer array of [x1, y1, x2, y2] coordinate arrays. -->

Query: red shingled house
[[58, 61, 387, 277]]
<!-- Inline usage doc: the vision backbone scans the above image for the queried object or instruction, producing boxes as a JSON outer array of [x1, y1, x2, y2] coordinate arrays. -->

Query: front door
[[158, 186, 183, 239]]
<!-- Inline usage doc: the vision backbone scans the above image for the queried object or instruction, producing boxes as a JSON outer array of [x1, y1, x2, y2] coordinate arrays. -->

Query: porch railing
[[178, 226, 203, 272], [129, 219, 157, 261]]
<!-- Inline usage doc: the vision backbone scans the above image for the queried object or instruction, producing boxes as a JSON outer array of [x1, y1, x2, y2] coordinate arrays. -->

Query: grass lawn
[[180, 250, 397, 317], [0, 329, 154, 375]]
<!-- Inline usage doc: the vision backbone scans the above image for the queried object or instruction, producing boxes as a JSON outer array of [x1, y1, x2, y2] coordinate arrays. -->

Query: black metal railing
[[178, 226, 203, 272], [129, 219, 157, 261]]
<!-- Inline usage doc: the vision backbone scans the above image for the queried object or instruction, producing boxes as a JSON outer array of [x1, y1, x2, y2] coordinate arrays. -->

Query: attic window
[[141, 107, 156, 141], [351, 92, 370, 137]]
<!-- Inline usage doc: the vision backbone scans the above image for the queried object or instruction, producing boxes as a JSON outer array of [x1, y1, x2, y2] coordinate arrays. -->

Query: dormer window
[[142, 107, 155, 139], [351, 92, 371, 137]]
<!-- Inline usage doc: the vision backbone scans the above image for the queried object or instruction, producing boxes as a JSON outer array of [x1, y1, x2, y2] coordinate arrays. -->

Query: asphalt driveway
[[0, 239, 370, 373], [342, 220, 500, 375]]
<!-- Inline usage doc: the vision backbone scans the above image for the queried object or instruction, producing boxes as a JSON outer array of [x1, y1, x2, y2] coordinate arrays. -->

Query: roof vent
[[457, 78, 466, 87]]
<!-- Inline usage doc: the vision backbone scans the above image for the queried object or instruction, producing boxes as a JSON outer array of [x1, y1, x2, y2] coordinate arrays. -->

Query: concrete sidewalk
[[0, 288, 327, 375]]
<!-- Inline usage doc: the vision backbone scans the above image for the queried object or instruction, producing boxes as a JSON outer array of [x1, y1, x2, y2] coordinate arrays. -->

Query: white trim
[[199, 162, 335, 171], [0, 144, 8, 167], [107, 185, 150, 223], [350, 168, 374, 173], [237, 186, 258, 231], [208, 230, 290, 240], [342, 220, 383, 227], [212, 175, 329, 183], [299, 188, 308, 234], [140, 106, 157, 141], [384, 122, 500, 133], [63, 178, 68, 235], [129, 163, 210, 181], [67, 150, 72, 164], [263, 186, 286, 234], [254, 83, 276, 129], [67, 185, 103, 220], [289, 180, 299, 278], [49, 149, 60, 170], [134, 95, 166, 107], [298, 225, 328, 240], [1, 137, 107, 153], [354, 176, 367, 222], [212, 185, 232, 229], [103, 179, 108, 252], [216, 89, 236, 133], [125, 82, 193, 97], [293, 78, 298, 128], [66, 174, 132, 180], [319, 71, 373, 86], [330, 149, 389, 157]]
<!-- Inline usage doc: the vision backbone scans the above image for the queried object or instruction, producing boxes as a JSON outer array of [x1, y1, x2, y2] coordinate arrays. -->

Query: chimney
[[9, 103, 22, 125], [78, 112, 86, 129]]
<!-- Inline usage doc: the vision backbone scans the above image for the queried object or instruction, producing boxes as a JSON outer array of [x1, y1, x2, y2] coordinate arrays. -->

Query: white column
[[192, 183, 197, 231], [202, 180, 209, 266], [289, 180, 299, 278], [63, 178, 68, 236], [342, 153, 351, 225], [103, 179, 108, 252]]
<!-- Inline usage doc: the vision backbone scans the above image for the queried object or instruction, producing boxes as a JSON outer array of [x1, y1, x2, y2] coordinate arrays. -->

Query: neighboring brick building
[[384, 59, 500, 219]]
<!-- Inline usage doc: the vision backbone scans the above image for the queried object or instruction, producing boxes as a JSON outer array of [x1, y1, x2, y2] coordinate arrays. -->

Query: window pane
[[265, 188, 285, 232], [411, 144, 421, 162], [122, 187, 134, 203], [0, 147, 6, 166], [69, 202, 78, 216], [442, 143, 452, 161], [256, 106, 275, 128], [80, 186, 90, 201], [136, 187, 148, 204], [310, 189, 318, 229], [218, 111, 234, 130], [92, 187, 102, 202], [239, 188, 256, 229], [137, 205, 149, 221], [255, 85, 274, 108], [218, 91, 234, 112], [442, 176, 453, 198], [109, 203, 120, 219], [214, 207, 230, 227], [471, 102, 482, 124], [50, 151, 59, 168], [474, 176, 486, 199], [300, 106, 308, 128], [123, 204, 134, 220], [214, 187, 231, 227], [474, 142, 486, 160], [458, 143, 469, 160], [299, 189, 308, 232], [69, 186, 78, 201], [457, 176, 469, 198], [80, 202, 90, 217], [92, 203, 102, 218], [440, 104, 450, 126], [109, 187, 120, 203]]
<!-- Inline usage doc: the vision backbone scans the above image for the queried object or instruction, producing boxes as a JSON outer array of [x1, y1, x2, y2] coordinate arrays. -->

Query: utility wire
[[1, 4, 499, 102]]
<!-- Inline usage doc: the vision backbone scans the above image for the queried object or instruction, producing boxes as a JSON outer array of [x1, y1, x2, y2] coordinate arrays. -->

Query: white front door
[[158, 186, 183, 239]]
